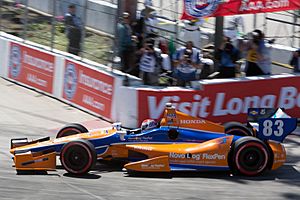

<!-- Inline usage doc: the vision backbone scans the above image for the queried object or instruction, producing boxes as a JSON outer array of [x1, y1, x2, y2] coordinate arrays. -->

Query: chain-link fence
[[0, 0, 116, 65]]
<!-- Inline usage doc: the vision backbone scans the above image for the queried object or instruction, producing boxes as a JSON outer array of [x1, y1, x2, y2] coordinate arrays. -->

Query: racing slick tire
[[231, 137, 270, 176], [56, 123, 88, 138], [60, 140, 96, 175], [224, 122, 253, 136]]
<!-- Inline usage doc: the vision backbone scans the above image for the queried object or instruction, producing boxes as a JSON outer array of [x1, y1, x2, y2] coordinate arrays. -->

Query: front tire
[[56, 123, 88, 138], [231, 137, 270, 176], [60, 140, 96, 175]]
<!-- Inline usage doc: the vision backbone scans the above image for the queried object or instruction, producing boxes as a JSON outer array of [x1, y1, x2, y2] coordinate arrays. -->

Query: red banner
[[63, 60, 115, 119], [181, 0, 300, 19], [8, 42, 55, 93], [138, 76, 300, 125]]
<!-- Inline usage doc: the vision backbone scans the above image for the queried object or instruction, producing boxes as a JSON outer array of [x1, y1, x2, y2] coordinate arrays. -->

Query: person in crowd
[[134, 0, 156, 49], [174, 41, 201, 68], [117, 12, 135, 73], [290, 48, 300, 73], [174, 49, 198, 87], [224, 15, 245, 47], [243, 29, 271, 76], [64, 4, 83, 56], [216, 36, 240, 78], [181, 18, 204, 49], [174, 41, 213, 79], [137, 38, 161, 85]]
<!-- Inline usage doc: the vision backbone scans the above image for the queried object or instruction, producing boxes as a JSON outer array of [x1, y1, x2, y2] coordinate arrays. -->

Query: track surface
[[1, 77, 300, 200]]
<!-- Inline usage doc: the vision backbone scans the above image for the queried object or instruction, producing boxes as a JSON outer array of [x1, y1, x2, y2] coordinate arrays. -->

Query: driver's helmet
[[141, 119, 157, 131]]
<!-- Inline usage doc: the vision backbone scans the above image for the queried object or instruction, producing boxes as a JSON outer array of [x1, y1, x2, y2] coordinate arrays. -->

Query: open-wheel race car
[[10, 104, 298, 176]]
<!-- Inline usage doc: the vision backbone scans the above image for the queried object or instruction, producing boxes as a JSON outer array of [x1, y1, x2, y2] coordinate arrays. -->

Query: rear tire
[[224, 122, 252, 136], [60, 140, 96, 175], [231, 137, 270, 176], [56, 123, 88, 138]]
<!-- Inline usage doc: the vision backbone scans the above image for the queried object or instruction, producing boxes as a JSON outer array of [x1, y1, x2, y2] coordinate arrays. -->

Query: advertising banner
[[138, 76, 300, 124], [63, 59, 114, 119], [8, 42, 55, 93], [181, 0, 300, 19]]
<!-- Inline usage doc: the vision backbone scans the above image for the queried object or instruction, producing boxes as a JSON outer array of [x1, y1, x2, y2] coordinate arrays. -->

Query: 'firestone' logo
[[64, 62, 77, 100], [9, 44, 22, 78], [185, 0, 221, 18]]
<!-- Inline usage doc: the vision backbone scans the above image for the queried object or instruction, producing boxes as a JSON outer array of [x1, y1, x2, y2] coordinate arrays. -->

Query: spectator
[[181, 18, 204, 49], [138, 38, 161, 85], [117, 12, 135, 73], [216, 36, 240, 78], [174, 41, 201, 68], [224, 15, 245, 47], [174, 50, 199, 87], [290, 49, 300, 73], [174, 41, 213, 78], [64, 4, 83, 56], [244, 29, 271, 76], [134, 0, 155, 49]]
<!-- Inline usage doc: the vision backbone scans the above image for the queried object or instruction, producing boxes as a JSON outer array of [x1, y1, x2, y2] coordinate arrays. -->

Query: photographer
[[244, 29, 271, 76], [216, 36, 240, 78], [174, 49, 199, 87], [138, 39, 161, 85]]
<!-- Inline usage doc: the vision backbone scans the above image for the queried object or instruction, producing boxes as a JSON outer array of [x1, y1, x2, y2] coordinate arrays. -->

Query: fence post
[[175, 0, 179, 49], [81, 0, 88, 59], [50, 0, 57, 51], [0, 0, 2, 32], [214, 16, 224, 72], [22, 0, 29, 41]]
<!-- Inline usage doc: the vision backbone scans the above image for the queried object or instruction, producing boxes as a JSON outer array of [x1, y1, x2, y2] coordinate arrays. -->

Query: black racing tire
[[224, 122, 253, 136], [231, 137, 270, 176], [56, 123, 88, 138], [60, 140, 96, 175]]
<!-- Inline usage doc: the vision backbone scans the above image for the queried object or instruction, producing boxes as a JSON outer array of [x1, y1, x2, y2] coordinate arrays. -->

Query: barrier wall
[[0, 32, 122, 124], [136, 75, 300, 127], [1, 32, 300, 128]]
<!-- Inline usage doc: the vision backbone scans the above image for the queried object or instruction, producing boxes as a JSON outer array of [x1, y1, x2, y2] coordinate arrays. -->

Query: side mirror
[[117, 131, 127, 141], [112, 122, 122, 131]]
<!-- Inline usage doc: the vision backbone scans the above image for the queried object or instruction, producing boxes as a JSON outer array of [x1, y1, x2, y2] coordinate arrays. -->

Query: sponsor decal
[[62, 59, 115, 119], [8, 42, 55, 93], [64, 62, 77, 100], [181, 0, 298, 18], [128, 136, 154, 142], [180, 119, 206, 124], [169, 152, 226, 160], [185, 0, 221, 18], [138, 77, 300, 123], [141, 164, 165, 169], [132, 146, 153, 151], [240, 0, 290, 12]]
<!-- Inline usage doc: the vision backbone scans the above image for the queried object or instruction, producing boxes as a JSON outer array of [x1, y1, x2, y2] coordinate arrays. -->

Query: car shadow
[[63, 173, 101, 179], [123, 164, 300, 186]]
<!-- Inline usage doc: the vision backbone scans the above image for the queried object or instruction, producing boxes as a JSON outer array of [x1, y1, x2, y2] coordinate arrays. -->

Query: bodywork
[[10, 106, 296, 174]]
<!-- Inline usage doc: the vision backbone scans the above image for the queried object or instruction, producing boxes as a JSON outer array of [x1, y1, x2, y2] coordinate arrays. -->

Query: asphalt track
[[0, 77, 300, 200]]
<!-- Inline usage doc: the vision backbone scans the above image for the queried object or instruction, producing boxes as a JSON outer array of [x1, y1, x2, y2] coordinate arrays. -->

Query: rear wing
[[257, 118, 297, 142], [248, 108, 297, 142]]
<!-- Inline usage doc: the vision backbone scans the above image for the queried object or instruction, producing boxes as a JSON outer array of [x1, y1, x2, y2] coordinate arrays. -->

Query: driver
[[141, 119, 157, 131]]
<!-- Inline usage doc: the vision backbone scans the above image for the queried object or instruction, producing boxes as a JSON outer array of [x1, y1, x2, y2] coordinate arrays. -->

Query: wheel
[[60, 140, 96, 175], [224, 122, 253, 136], [56, 123, 88, 138], [231, 137, 270, 176]]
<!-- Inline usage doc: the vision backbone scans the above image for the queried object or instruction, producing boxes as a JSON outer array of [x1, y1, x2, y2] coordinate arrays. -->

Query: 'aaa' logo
[[185, 0, 221, 18], [64, 62, 77, 100], [9, 44, 22, 78]]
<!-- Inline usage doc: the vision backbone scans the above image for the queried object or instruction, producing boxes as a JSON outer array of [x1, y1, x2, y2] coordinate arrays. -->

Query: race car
[[10, 104, 298, 176]]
